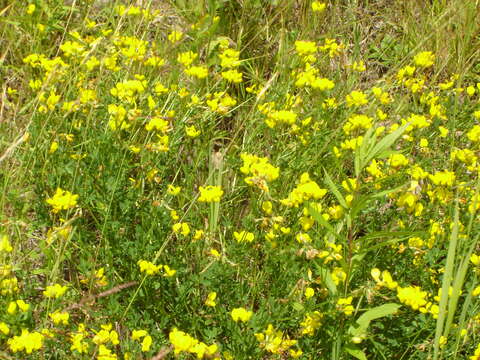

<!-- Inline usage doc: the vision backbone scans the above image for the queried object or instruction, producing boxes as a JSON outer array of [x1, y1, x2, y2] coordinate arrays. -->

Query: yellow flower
[[162, 265, 176, 277], [97, 344, 117, 360], [185, 65, 208, 79], [132, 329, 148, 341], [26, 4, 36, 14], [231, 307, 253, 322], [209, 249, 221, 258], [142, 335, 152, 352], [168, 30, 183, 43], [280, 173, 327, 207], [312, 1, 326, 12], [0, 322, 9, 335], [234, 230, 254, 243], [167, 184, 181, 196], [219, 48, 241, 68], [7, 301, 17, 314], [397, 285, 428, 310], [470, 254, 480, 266], [193, 229, 204, 241], [351, 60, 366, 72], [8, 329, 44, 354], [467, 125, 480, 142], [413, 51, 435, 68], [304, 287, 315, 299], [221, 69, 243, 83], [137, 260, 162, 275], [49, 141, 59, 154], [336, 297, 354, 316], [169, 328, 198, 354], [177, 51, 197, 67], [205, 292, 217, 307], [388, 153, 409, 168], [185, 125, 201, 138], [49, 311, 69, 325], [93, 324, 119, 346], [300, 311, 323, 336], [0, 235, 13, 252], [295, 41, 317, 57], [346, 90, 368, 107], [46, 188, 78, 213], [172, 222, 190, 236], [198, 185, 224, 202], [43, 284, 68, 298], [255, 324, 297, 354]]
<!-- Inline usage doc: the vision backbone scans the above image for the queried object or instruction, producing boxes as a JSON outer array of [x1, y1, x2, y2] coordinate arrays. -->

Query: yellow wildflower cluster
[[169, 328, 218, 358], [43, 283, 68, 299], [8, 329, 44, 354], [206, 91, 237, 114], [240, 153, 280, 191], [198, 185, 224, 202], [371, 268, 398, 289], [233, 230, 255, 243], [46, 188, 78, 213], [300, 311, 323, 336], [231, 307, 253, 322], [280, 173, 327, 207], [294, 64, 335, 90], [131, 329, 152, 352], [336, 296, 354, 316], [137, 260, 176, 277], [343, 114, 373, 135], [255, 324, 299, 356]]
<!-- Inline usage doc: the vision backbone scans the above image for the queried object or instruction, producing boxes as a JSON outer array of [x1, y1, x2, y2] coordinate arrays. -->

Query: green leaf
[[323, 169, 347, 209], [357, 303, 401, 327], [350, 303, 401, 336], [344, 344, 367, 360], [313, 262, 337, 296], [364, 122, 410, 166], [354, 126, 375, 177], [307, 203, 346, 243], [292, 302, 304, 311]]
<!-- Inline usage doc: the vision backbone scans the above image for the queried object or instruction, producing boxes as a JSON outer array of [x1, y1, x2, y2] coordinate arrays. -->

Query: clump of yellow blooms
[[8, 329, 44, 354], [138, 260, 176, 277], [198, 185, 224, 202], [205, 292, 217, 307], [240, 153, 279, 191], [255, 324, 299, 356], [336, 296, 354, 316], [169, 328, 218, 358], [0, 235, 13, 252], [396, 286, 428, 310], [230, 307, 253, 322], [233, 230, 255, 243], [43, 284, 68, 298], [46, 188, 79, 213], [413, 51, 435, 68], [280, 173, 327, 207], [300, 311, 323, 336], [132, 329, 153, 352], [346, 90, 368, 107], [312, 1, 326, 12]]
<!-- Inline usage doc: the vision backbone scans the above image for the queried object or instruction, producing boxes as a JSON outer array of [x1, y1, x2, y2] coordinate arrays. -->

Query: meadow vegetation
[[1, 0, 480, 359]]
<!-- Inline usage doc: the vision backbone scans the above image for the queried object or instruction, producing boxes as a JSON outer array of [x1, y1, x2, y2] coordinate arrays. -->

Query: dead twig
[[63, 281, 138, 312], [150, 346, 172, 360]]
